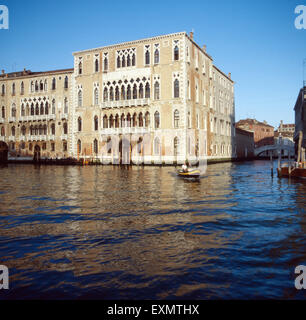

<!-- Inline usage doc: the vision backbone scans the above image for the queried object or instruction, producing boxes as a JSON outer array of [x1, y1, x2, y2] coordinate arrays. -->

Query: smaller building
[[235, 119, 274, 148], [294, 86, 306, 151], [235, 127, 254, 159], [274, 121, 295, 157]]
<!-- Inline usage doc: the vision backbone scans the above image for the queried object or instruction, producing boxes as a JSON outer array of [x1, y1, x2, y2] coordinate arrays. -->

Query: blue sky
[[0, 0, 305, 128]]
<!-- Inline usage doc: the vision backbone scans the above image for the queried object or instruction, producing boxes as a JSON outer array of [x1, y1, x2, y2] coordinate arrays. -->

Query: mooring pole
[[270, 150, 273, 177]]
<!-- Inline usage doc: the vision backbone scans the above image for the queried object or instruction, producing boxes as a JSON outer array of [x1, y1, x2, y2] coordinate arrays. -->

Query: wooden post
[[297, 131, 303, 163], [270, 150, 273, 177]]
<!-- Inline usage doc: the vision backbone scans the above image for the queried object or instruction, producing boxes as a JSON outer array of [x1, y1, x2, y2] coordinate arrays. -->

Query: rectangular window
[[51, 143, 55, 152]]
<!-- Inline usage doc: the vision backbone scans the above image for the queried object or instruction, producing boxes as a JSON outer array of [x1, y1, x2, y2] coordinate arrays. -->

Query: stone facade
[[0, 68, 73, 160], [0, 32, 235, 164], [235, 127, 254, 159]]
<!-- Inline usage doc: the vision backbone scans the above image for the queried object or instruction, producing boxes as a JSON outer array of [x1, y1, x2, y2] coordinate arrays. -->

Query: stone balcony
[[0, 118, 4, 124], [60, 134, 68, 140], [8, 136, 16, 141], [101, 98, 149, 109], [100, 127, 150, 135]]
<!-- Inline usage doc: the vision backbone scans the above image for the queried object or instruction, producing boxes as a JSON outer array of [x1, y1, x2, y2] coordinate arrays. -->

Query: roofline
[[0, 68, 74, 81], [213, 65, 234, 83], [184, 33, 213, 62], [73, 31, 187, 55]]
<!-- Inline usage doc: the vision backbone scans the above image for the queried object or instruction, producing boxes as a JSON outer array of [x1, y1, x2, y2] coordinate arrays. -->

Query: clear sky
[[1, 0, 305, 128]]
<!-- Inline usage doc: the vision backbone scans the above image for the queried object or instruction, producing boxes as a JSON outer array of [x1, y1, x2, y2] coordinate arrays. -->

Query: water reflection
[[0, 161, 305, 299]]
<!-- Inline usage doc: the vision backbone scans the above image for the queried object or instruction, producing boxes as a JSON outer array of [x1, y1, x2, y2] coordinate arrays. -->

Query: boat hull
[[278, 167, 306, 179], [177, 169, 201, 178]]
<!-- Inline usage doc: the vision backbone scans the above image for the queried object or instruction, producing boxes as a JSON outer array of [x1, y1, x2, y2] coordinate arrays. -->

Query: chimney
[[202, 45, 207, 52], [189, 31, 194, 40], [228, 72, 231, 79]]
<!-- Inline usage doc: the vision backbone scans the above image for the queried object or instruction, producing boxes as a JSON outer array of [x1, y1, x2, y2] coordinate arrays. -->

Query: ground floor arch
[[0, 142, 8, 162]]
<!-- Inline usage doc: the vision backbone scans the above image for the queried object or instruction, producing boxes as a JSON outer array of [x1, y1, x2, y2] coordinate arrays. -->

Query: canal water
[[0, 160, 305, 299]]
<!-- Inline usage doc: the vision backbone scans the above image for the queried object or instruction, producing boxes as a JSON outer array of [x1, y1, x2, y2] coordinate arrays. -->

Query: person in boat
[[182, 162, 188, 173]]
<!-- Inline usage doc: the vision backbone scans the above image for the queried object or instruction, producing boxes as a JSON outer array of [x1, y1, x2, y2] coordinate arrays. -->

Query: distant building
[[235, 119, 274, 148], [274, 121, 295, 157], [235, 127, 254, 159], [294, 86, 306, 151]]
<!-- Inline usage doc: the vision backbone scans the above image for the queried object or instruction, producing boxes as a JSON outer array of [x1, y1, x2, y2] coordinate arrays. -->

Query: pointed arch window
[[40, 81, 44, 91], [11, 104, 16, 117], [94, 139, 98, 154], [154, 111, 160, 129], [52, 99, 56, 114], [154, 49, 159, 64], [174, 137, 179, 156], [127, 85, 131, 100], [139, 83, 144, 99], [21, 104, 25, 117], [94, 88, 99, 105], [154, 82, 160, 100], [121, 86, 125, 100], [103, 115, 108, 128], [12, 83, 16, 95], [11, 126, 16, 136], [95, 59, 99, 73], [109, 87, 114, 101], [64, 98, 68, 114], [35, 103, 39, 115], [1, 84, 5, 95], [133, 84, 137, 99], [44, 80, 48, 91], [145, 112, 150, 127], [94, 115, 99, 131], [20, 82, 24, 95], [64, 76, 68, 89], [121, 114, 125, 127], [78, 90, 82, 107], [127, 55, 131, 67], [45, 102, 49, 115], [117, 56, 121, 68], [78, 117, 82, 132], [115, 87, 120, 101], [78, 62, 82, 75], [103, 88, 108, 102], [1, 106, 5, 118], [122, 56, 126, 68], [126, 113, 131, 127], [52, 78, 56, 90], [51, 123, 56, 135], [109, 115, 114, 128], [145, 83, 150, 98], [40, 103, 44, 115], [115, 114, 119, 128], [21, 125, 26, 136], [31, 104, 34, 116], [145, 50, 150, 65], [63, 122, 68, 135], [132, 113, 137, 127], [174, 79, 179, 98], [104, 57, 108, 71], [132, 53, 136, 66], [174, 46, 179, 60], [174, 109, 179, 128], [77, 140, 82, 155], [138, 113, 143, 127]]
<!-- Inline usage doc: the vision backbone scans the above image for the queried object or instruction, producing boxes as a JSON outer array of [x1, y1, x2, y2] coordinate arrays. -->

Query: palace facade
[[0, 32, 235, 164]]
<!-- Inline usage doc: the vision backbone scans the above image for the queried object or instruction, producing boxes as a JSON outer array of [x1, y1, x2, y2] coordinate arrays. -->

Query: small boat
[[277, 130, 306, 179], [277, 162, 306, 179], [177, 168, 201, 178]]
